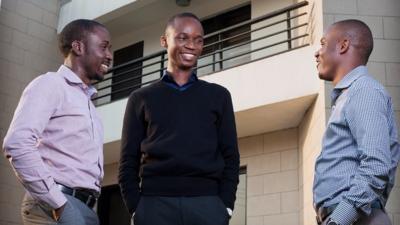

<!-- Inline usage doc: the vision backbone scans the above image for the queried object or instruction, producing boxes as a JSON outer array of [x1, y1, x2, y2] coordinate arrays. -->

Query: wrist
[[326, 218, 339, 225], [52, 203, 66, 221], [329, 200, 359, 225]]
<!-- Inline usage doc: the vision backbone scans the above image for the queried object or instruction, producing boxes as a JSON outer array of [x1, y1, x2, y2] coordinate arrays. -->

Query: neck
[[64, 57, 91, 85], [332, 61, 363, 86], [167, 67, 193, 86]]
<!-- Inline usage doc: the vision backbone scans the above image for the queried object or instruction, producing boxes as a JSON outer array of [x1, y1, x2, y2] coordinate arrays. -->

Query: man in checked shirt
[[313, 19, 399, 225]]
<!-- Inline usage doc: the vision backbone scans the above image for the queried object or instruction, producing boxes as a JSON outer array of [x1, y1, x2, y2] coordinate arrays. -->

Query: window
[[111, 41, 144, 101], [198, 4, 251, 75]]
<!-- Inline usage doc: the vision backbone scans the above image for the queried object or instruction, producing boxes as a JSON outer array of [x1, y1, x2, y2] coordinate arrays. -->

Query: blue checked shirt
[[313, 66, 400, 225]]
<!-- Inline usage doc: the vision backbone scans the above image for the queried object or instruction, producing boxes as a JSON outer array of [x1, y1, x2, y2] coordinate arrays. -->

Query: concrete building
[[0, 0, 399, 225]]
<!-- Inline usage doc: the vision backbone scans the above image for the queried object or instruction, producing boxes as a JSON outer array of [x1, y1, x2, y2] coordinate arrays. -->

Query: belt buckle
[[87, 193, 98, 208], [86, 194, 92, 205], [86, 194, 97, 206]]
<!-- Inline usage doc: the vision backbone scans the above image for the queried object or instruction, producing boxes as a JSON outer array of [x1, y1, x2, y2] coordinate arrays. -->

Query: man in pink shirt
[[3, 19, 112, 225]]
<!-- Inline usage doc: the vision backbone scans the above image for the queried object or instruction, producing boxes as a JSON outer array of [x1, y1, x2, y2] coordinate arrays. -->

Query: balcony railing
[[94, 1, 310, 106]]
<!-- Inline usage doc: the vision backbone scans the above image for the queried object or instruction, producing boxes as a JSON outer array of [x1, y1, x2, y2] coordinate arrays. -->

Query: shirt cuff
[[131, 212, 135, 220], [329, 200, 359, 225], [227, 208, 233, 217], [35, 184, 67, 209]]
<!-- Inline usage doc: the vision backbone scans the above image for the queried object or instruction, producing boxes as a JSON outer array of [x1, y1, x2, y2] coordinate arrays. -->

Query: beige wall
[[296, 1, 326, 225], [240, 128, 300, 225], [322, 0, 400, 224], [58, 0, 138, 32], [0, 0, 61, 224], [298, 82, 326, 225]]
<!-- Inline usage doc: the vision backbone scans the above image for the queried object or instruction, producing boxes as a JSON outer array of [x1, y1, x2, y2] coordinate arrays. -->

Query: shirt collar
[[331, 65, 367, 104], [334, 65, 367, 90], [58, 65, 98, 97], [161, 70, 198, 86]]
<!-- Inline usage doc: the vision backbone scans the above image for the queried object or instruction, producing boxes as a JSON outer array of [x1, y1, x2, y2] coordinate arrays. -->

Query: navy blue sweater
[[118, 79, 240, 214]]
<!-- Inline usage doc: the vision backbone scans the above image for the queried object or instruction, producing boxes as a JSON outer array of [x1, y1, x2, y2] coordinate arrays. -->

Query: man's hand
[[52, 203, 66, 221]]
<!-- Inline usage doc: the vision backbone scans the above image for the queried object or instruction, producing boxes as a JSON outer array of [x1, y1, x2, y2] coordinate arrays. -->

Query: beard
[[92, 72, 105, 82]]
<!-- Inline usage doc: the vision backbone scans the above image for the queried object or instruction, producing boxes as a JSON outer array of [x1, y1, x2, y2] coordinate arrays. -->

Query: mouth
[[100, 63, 110, 73], [180, 53, 197, 61]]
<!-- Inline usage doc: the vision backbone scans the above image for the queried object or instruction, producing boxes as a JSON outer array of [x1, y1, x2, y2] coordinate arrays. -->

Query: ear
[[71, 40, 84, 56], [339, 38, 350, 54], [160, 35, 167, 48]]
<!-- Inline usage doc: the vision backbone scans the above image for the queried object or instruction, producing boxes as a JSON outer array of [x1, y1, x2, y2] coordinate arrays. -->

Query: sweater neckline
[[158, 79, 202, 94]]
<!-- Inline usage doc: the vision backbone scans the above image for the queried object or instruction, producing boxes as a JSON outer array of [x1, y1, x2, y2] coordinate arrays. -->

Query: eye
[[196, 38, 204, 44], [99, 44, 107, 50]]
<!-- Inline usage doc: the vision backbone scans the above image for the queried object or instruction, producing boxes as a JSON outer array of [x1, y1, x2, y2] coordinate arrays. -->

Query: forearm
[[2, 75, 66, 208], [119, 93, 144, 214], [3, 137, 67, 208], [218, 89, 240, 209], [118, 154, 141, 214]]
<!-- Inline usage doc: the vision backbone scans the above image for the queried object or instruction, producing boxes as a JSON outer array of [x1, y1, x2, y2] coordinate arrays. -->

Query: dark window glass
[[112, 41, 144, 101], [201, 4, 251, 55]]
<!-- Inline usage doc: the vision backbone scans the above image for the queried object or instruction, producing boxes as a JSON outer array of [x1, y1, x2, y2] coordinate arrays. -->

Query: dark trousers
[[133, 196, 230, 225]]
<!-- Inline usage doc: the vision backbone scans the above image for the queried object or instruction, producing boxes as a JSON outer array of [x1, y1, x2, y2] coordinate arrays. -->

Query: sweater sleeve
[[118, 93, 145, 215], [217, 89, 240, 210]]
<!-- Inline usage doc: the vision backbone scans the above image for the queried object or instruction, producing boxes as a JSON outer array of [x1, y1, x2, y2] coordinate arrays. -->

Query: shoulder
[[349, 75, 389, 100], [128, 80, 163, 100], [24, 71, 63, 94], [345, 75, 391, 113], [198, 80, 231, 96]]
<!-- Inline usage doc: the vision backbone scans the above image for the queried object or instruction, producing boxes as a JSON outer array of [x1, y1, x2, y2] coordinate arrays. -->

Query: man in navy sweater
[[118, 12, 240, 225]]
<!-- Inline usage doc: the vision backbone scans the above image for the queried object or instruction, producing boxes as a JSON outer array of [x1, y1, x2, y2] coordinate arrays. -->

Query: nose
[[314, 49, 320, 59], [185, 39, 195, 50], [106, 48, 113, 61]]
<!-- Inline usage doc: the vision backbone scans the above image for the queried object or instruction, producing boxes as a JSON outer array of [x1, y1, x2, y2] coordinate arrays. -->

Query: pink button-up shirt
[[3, 65, 104, 209]]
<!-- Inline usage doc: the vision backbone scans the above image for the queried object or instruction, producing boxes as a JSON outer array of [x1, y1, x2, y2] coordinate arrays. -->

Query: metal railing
[[94, 1, 310, 106]]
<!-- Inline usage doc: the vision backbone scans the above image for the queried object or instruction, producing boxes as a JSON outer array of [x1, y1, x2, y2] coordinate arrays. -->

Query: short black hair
[[165, 12, 202, 33], [58, 19, 107, 57], [332, 19, 373, 64]]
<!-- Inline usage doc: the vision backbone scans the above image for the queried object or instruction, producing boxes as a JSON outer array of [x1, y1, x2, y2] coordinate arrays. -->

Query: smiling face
[[81, 26, 113, 82], [314, 26, 341, 82], [161, 16, 204, 73]]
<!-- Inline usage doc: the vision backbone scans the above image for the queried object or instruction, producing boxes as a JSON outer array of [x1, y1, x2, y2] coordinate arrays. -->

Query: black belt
[[57, 184, 99, 209], [316, 201, 382, 225]]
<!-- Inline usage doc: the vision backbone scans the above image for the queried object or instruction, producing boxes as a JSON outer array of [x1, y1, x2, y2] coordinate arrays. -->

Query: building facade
[[0, 0, 399, 225]]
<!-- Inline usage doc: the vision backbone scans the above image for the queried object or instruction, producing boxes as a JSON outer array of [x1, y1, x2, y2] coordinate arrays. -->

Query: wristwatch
[[326, 218, 339, 225]]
